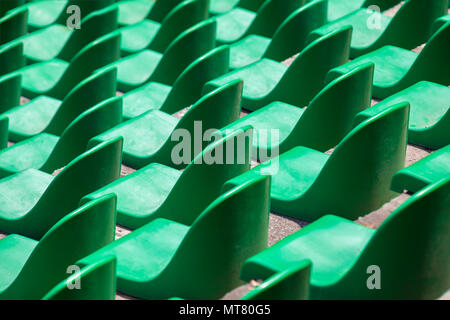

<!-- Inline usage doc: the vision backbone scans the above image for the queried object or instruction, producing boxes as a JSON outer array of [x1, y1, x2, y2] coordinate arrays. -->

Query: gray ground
[[0, 1, 448, 300]]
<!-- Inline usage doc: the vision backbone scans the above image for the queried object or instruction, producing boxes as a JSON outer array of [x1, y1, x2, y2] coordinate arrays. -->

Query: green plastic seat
[[111, 18, 216, 92], [0, 42, 25, 77], [310, 0, 447, 58], [210, 0, 265, 16], [241, 261, 311, 300], [119, 45, 230, 119], [205, 25, 351, 111], [391, 144, 450, 194], [0, 138, 122, 239], [236, 102, 409, 221], [12, 31, 120, 100], [327, 21, 450, 99], [0, 96, 122, 178], [0, 7, 27, 46], [215, 0, 306, 44], [89, 80, 242, 169], [241, 176, 450, 299], [43, 255, 117, 300], [0, 194, 116, 300], [228, 0, 327, 70], [25, 0, 114, 31], [1, 67, 117, 142], [118, 0, 209, 55], [222, 63, 373, 161], [0, 117, 7, 150], [18, 6, 118, 63], [326, 0, 402, 22], [80, 172, 270, 300], [355, 81, 450, 149], [81, 127, 252, 229], [117, 0, 182, 25], [0, 0, 25, 17], [432, 13, 450, 34], [0, 74, 21, 114]]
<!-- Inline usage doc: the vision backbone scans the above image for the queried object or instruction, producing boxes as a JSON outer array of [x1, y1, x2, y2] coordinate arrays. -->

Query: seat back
[[42, 96, 123, 173], [160, 173, 270, 299], [151, 18, 217, 86], [55, 0, 115, 24], [286, 62, 373, 152], [242, 261, 311, 300], [342, 177, 450, 299], [50, 31, 120, 99], [25, 138, 122, 238], [0, 73, 21, 113], [58, 6, 118, 61], [150, 0, 209, 52], [265, 0, 327, 61], [2, 195, 117, 299], [43, 255, 117, 300], [240, 0, 266, 11], [46, 67, 117, 136], [0, 42, 25, 77], [305, 102, 409, 219], [161, 45, 230, 114], [0, 6, 27, 45], [274, 25, 351, 107], [156, 126, 253, 226], [148, 0, 184, 22], [0, 116, 7, 150], [247, 0, 306, 38], [0, 0, 25, 17]]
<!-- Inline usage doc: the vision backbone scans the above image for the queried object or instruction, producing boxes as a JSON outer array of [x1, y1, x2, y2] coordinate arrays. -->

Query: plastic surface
[[0, 7, 27, 46], [80, 172, 270, 299], [0, 96, 122, 177], [0, 138, 122, 239], [241, 177, 450, 299], [327, 22, 450, 98], [0, 195, 116, 299], [81, 127, 253, 229], [355, 81, 450, 149], [391, 144, 450, 194], [205, 26, 352, 111]]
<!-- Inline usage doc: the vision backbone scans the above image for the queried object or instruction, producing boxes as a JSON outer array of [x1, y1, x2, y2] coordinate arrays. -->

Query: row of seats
[[0, 0, 448, 300]]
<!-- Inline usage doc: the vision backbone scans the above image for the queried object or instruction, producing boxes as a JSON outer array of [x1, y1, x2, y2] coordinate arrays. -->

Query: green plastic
[[432, 13, 450, 34], [25, 0, 114, 30], [0, 42, 25, 77], [117, 0, 182, 25], [215, 0, 306, 45], [222, 63, 373, 160], [205, 25, 351, 111], [0, 194, 116, 299], [237, 102, 409, 221], [0, 96, 122, 177], [112, 18, 216, 92], [0, 0, 25, 17], [242, 261, 311, 300], [13, 31, 120, 100], [0, 117, 7, 150], [391, 144, 450, 194], [119, 0, 209, 55], [81, 127, 253, 229], [80, 172, 270, 299], [241, 176, 450, 299], [18, 6, 118, 63], [327, 21, 450, 99], [228, 0, 327, 70], [119, 45, 230, 119], [355, 81, 450, 149], [310, 0, 448, 58], [326, 0, 402, 22], [0, 138, 122, 239], [43, 255, 117, 300], [2, 67, 117, 142], [89, 80, 242, 169], [0, 7, 27, 46], [0, 74, 21, 114], [210, 0, 265, 16]]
